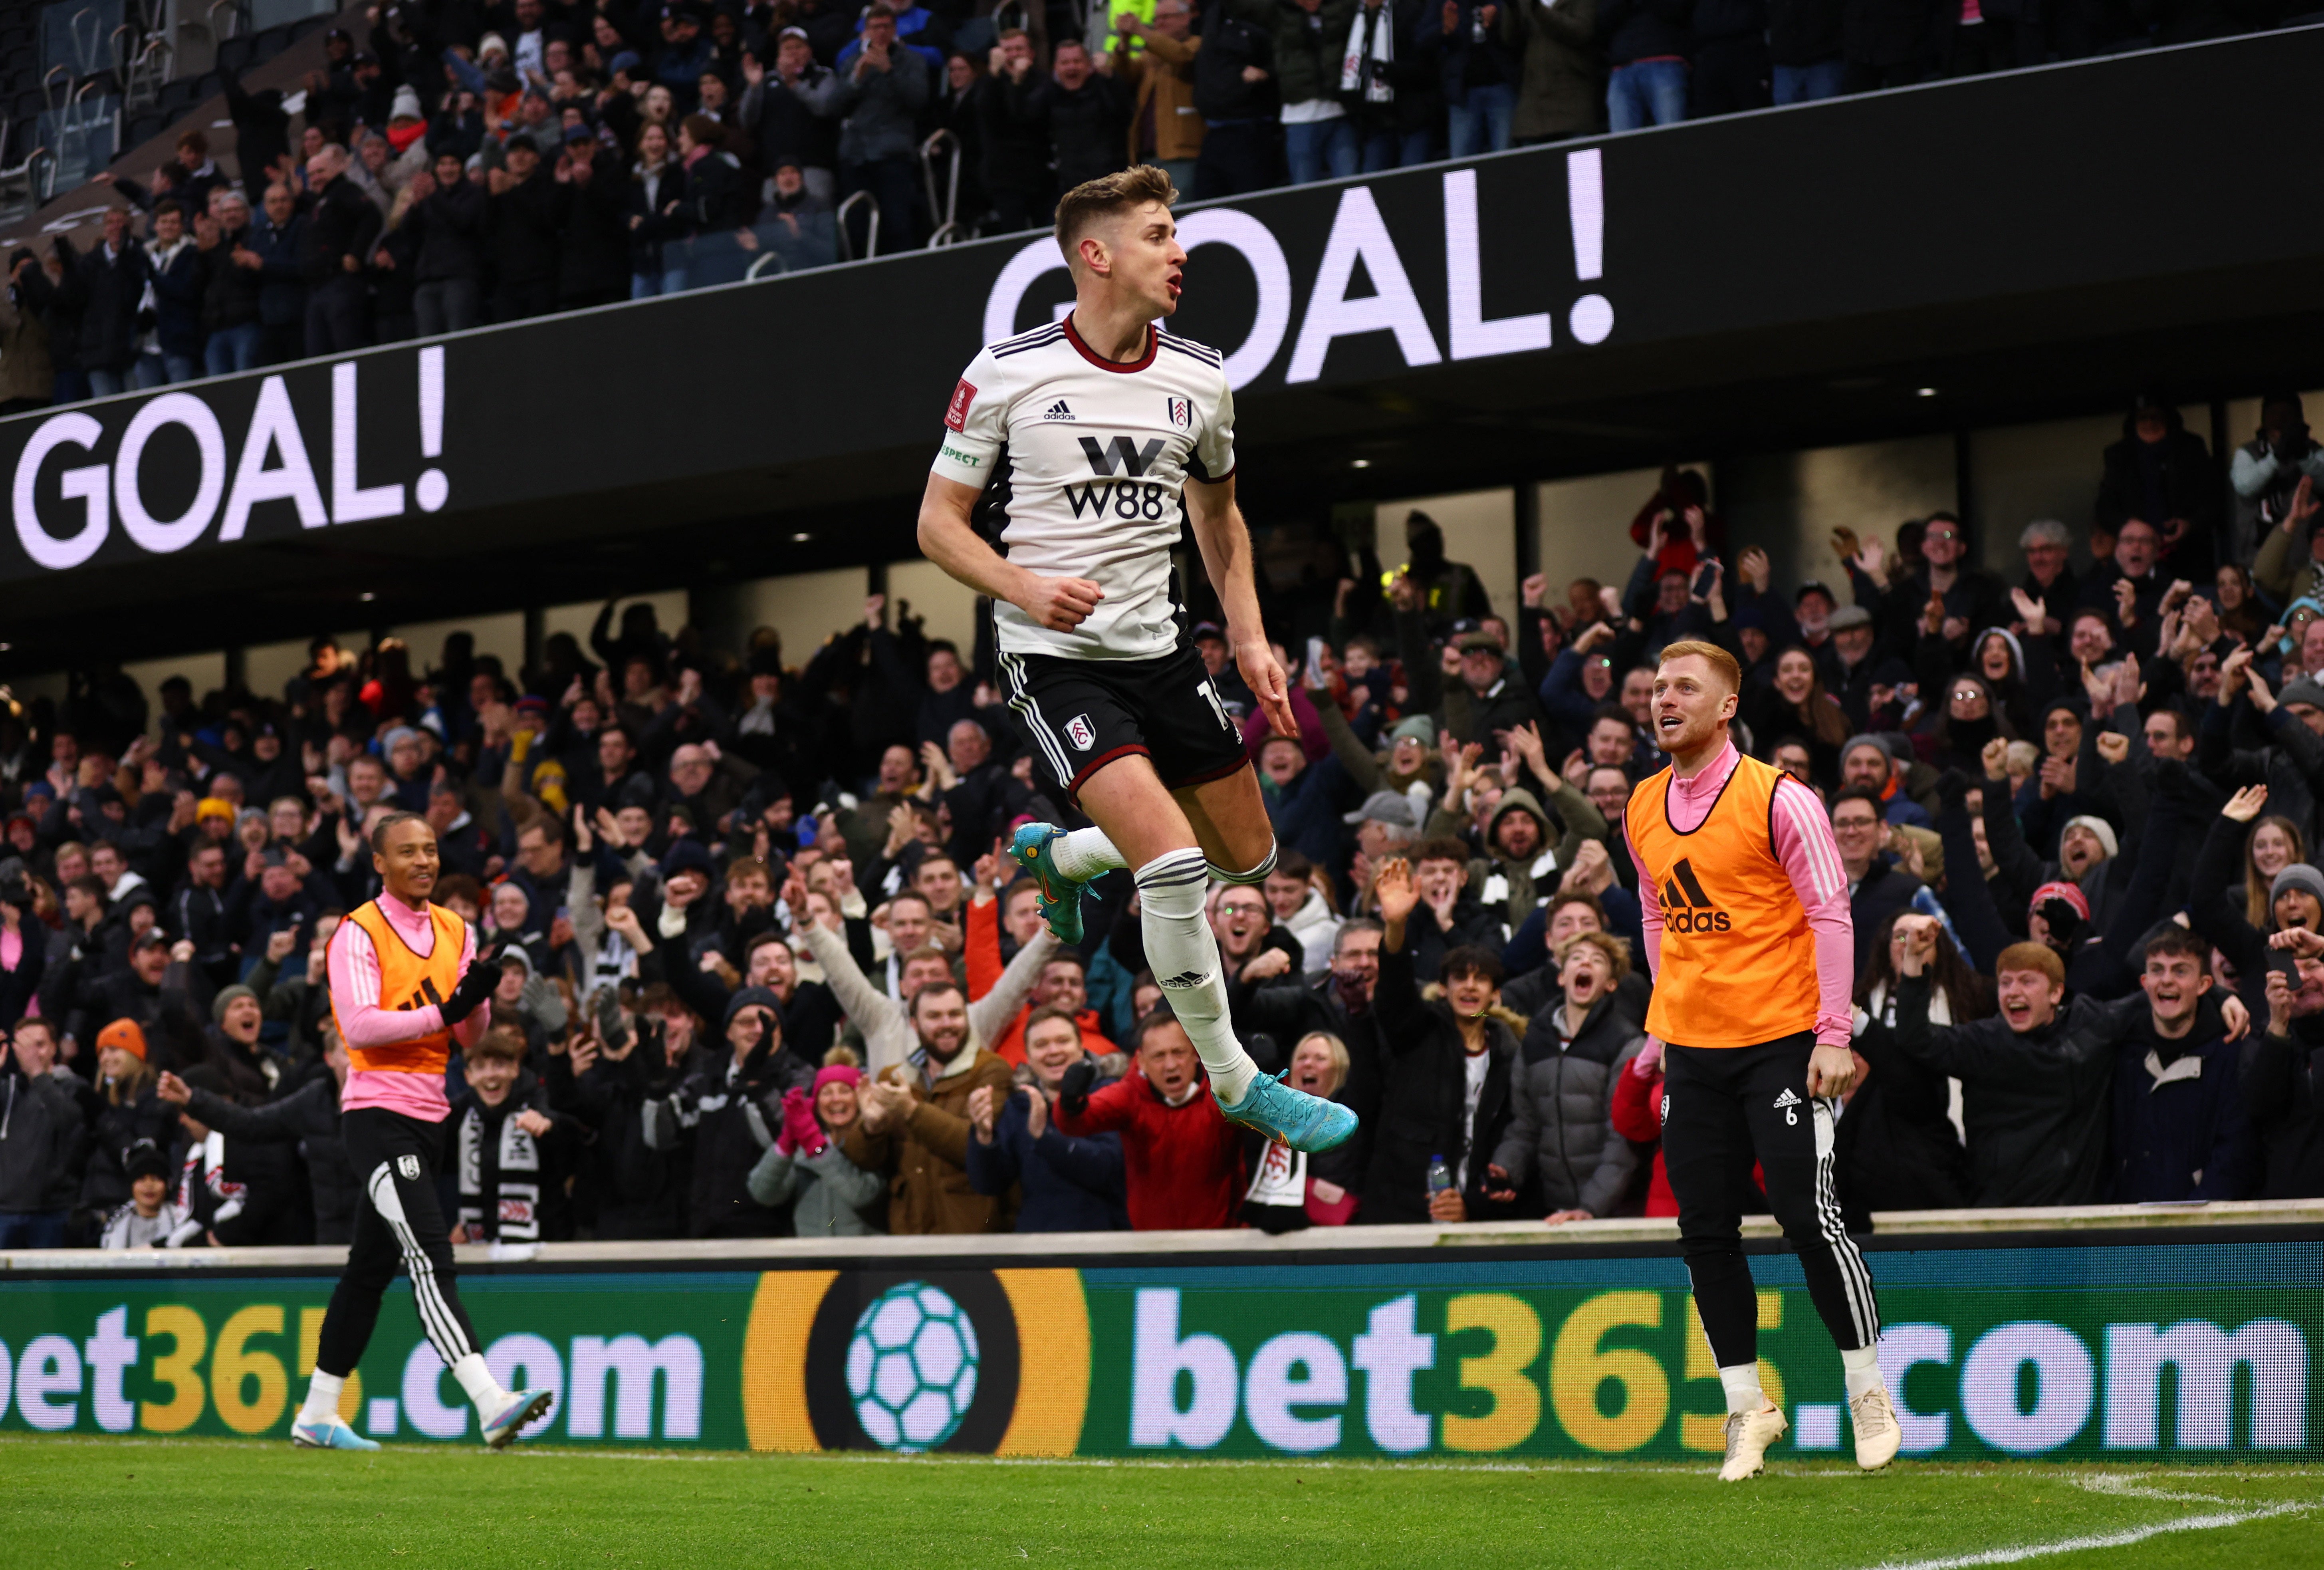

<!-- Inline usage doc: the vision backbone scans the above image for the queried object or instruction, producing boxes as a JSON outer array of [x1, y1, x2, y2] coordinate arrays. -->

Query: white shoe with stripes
[[1716, 1403, 1788, 1482], [1850, 1386, 1902, 1470], [482, 1388, 555, 1450]]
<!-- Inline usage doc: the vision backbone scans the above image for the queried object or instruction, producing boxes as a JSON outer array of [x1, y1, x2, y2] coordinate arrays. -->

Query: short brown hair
[[1022, 1005, 1082, 1042], [468, 1024, 527, 1065], [1054, 164, 1177, 261], [1556, 929, 1631, 981], [1657, 639, 1742, 696], [1996, 941, 2066, 988], [1414, 836, 1471, 868]]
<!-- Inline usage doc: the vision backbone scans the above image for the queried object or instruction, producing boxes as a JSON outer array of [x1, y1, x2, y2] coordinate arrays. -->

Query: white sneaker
[[1717, 1403, 1787, 1481], [1850, 1386, 1902, 1471]]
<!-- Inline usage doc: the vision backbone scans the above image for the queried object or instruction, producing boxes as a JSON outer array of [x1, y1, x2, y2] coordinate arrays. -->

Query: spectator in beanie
[[967, 1005, 1128, 1231], [1057, 1004, 1243, 1230], [749, 1060, 888, 1236], [645, 986, 816, 1236]]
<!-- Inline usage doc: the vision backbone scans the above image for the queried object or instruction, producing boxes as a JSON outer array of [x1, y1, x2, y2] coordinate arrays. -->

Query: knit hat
[[607, 49, 644, 76], [211, 984, 258, 1024], [2271, 864, 2324, 908], [2278, 679, 2324, 713], [2029, 879, 2090, 923], [723, 985, 782, 1029], [1828, 605, 1873, 632], [1387, 715, 1435, 748], [478, 32, 510, 58], [194, 796, 235, 823], [1841, 734, 1893, 770], [389, 85, 423, 121], [124, 1145, 172, 1183], [2061, 815, 2119, 862], [96, 1018, 148, 1060], [812, 1064, 861, 1094]]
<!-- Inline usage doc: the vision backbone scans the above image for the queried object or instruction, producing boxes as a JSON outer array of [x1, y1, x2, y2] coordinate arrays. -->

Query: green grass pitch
[[0, 1437, 2315, 1569]]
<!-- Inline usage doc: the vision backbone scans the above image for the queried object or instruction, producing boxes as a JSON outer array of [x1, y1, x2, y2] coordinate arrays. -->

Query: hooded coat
[[1360, 934, 1522, 1224]]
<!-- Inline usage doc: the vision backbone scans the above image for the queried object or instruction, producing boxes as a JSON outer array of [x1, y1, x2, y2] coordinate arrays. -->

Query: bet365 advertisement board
[[0, 1243, 2315, 1461]]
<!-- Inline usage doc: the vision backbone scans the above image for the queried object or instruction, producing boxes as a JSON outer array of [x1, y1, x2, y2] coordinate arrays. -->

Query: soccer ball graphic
[[845, 1281, 981, 1451]]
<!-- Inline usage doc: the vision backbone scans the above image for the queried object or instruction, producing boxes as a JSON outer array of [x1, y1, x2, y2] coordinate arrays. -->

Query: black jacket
[[553, 152, 633, 302], [1769, 0, 1843, 60], [182, 1074, 355, 1244], [489, 165, 560, 286], [408, 179, 490, 284], [1021, 75, 1133, 193], [1844, 1003, 1977, 1221], [647, 1039, 817, 1238], [625, 159, 690, 274], [67, 239, 152, 372], [1599, 0, 1693, 64], [447, 1071, 580, 1242], [1360, 936, 1521, 1224], [2247, 1020, 2324, 1199], [1892, 973, 2137, 1207], [1192, 0, 1280, 120], [2096, 408, 2221, 540], [300, 175, 385, 284], [0, 1067, 87, 1213], [202, 222, 266, 329]]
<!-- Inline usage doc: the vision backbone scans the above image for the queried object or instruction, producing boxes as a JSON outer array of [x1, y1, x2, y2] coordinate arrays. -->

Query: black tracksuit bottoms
[[1662, 1033, 1881, 1366], [314, 1107, 482, 1379]]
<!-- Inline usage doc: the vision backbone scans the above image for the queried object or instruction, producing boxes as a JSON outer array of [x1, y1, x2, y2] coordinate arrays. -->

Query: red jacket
[[1610, 1058, 1764, 1219], [965, 893, 1113, 1066], [1058, 1070, 1242, 1231], [1608, 1058, 1677, 1217]]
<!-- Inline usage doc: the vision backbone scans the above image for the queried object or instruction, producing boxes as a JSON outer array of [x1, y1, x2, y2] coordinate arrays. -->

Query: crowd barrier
[[2, 1203, 2318, 1463]]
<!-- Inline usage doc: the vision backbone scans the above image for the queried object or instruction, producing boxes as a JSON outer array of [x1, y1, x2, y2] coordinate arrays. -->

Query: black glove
[[1058, 1058, 1097, 1117], [2036, 897, 2084, 949], [437, 941, 506, 1026]]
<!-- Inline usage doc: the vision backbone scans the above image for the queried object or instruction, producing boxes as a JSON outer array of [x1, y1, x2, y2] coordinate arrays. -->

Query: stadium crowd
[[4, 393, 2324, 1248], [1, 0, 2310, 405]]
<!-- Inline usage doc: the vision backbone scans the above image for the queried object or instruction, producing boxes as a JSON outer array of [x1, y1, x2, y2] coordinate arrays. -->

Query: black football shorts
[[996, 640, 1251, 804]]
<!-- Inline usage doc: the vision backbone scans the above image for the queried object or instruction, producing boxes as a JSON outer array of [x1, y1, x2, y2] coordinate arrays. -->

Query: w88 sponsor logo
[[1064, 480, 1174, 521]]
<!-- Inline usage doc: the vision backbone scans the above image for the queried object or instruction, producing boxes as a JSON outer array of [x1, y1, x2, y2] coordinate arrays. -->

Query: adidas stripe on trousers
[[314, 1106, 481, 1381], [1661, 1034, 1880, 1364]]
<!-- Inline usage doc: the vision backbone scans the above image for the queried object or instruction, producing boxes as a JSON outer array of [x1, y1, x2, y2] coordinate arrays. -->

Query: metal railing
[[918, 128, 968, 250], [833, 187, 877, 263]]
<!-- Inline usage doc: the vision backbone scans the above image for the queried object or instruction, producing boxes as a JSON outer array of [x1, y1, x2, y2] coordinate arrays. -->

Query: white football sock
[[1719, 1364, 1767, 1417], [1841, 1343, 1886, 1401], [298, 1370, 345, 1427], [452, 1352, 512, 1412], [1134, 849, 1257, 1103], [1051, 826, 1126, 882]]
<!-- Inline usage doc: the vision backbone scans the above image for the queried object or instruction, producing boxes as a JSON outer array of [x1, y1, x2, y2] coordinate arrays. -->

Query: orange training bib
[[1626, 753, 1820, 1049], [332, 899, 469, 1077]]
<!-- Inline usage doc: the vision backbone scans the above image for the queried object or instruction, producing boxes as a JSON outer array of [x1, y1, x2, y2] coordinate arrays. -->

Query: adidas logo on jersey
[[1043, 399, 1076, 421], [1158, 970, 1211, 989], [1660, 857, 1732, 933], [1773, 1089, 1802, 1110]]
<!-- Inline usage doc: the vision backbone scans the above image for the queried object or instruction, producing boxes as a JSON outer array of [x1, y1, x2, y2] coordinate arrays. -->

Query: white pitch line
[[1864, 1500, 2314, 1570]]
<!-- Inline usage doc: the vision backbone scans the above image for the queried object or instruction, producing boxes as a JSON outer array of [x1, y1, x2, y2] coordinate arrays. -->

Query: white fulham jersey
[[930, 315, 1235, 660]]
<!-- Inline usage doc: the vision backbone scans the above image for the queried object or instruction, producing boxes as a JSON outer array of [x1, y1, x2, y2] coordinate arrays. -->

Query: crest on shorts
[[1064, 714, 1097, 751], [1166, 397, 1192, 429], [397, 1154, 421, 1180]]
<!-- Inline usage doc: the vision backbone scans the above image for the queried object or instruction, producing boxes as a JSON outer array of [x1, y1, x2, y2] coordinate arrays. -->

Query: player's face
[[1651, 656, 1737, 759], [373, 818, 439, 901], [1095, 200, 1186, 320]]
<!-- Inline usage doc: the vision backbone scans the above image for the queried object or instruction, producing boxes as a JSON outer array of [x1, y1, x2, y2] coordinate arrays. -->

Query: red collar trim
[[1062, 314, 1156, 373]]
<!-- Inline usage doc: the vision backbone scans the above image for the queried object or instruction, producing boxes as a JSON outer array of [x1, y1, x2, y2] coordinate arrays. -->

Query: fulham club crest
[[1166, 397, 1192, 429], [1064, 714, 1097, 751]]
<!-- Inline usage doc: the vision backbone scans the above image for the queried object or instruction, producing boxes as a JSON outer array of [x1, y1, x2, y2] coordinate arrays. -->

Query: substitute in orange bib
[[286, 810, 553, 1452], [1623, 640, 1901, 1483]]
